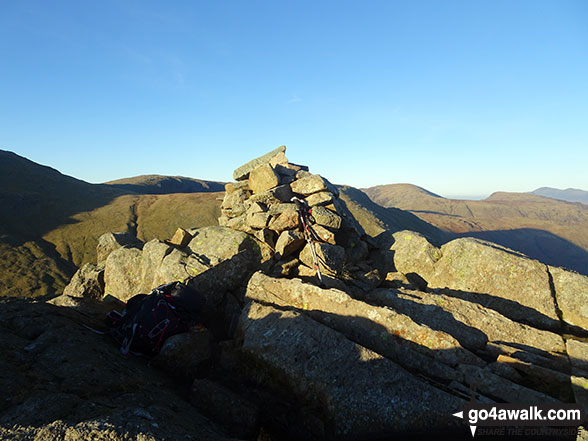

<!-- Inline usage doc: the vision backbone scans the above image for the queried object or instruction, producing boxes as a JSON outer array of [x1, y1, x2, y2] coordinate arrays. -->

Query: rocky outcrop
[[550, 266, 588, 332], [388, 233, 561, 332], [30, 145, 588, 440], [365, 287, 566, 358], [232, 145, 287, 181], [62, 262, 105, 300], [0, 299, 234, 441], [96, 231, 142, 264], [245, 272, 483, 370], [100, 226, 262, 303], [237, 301, 465, 439]]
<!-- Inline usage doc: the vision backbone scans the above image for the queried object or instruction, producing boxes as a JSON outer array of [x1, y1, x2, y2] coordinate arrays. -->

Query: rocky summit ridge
[[3, 146, 588, 440]]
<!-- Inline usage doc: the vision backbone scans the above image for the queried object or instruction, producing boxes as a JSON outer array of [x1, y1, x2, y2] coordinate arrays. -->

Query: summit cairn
[[220, 146, 371, 285]]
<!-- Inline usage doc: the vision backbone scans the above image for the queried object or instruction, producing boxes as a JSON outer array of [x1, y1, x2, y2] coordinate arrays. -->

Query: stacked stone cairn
[[219, 145, 373, 288]]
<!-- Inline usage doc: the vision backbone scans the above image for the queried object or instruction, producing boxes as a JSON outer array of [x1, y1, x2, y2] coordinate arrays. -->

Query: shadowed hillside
[[0, 150, 222, 297], [363, 183, 588, 275], [338, 185, 449, 246], [0, 150, 128, 243]]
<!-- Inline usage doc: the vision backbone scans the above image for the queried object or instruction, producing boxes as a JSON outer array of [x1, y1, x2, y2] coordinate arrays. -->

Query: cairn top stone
[[233, 145, 287, 181]]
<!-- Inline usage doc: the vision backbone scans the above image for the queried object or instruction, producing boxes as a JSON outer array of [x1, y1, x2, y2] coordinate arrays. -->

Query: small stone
[[306, 191, 333, 206], [291, 174, 329, 195], [272, 184, 294, 202], [247, 202, 266, 215], [226, 214, 250, 233], [169, 228, 193, 248], [154, 330, 212, 380], [249, 190, 281, 206], [233, 145, 286, 181], [254, 229, 278, 248], [271, 257, 300, 277], [249, 163, 280, 194], [221, 188, 249, 209], [218, 215, 230, 227], [269, 203, 297, 215], [274, 163, 297, 177], [225, 181, 250, 194], [269, 151, 289, 167], [382, 271, 411, 288], [275, 230, 305, 258], [246, 212, 271, 229], [269, 209, 299, 232], [309, 224, 336, 244], [299, 242, 345, 276], [353, 269, 382, 291], [310, 206, 342, 230]]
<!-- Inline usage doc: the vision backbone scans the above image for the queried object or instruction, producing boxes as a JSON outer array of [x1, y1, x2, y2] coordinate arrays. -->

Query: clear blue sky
[[1, 1, 587, 198]]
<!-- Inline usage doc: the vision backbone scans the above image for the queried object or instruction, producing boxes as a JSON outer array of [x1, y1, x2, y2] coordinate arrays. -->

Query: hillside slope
[[363, 183, 588, 275], [0, 150, 221, 297]]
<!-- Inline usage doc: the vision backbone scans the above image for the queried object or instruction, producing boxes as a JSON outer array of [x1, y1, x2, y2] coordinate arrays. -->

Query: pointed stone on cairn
[[220, 146, 368, 280]]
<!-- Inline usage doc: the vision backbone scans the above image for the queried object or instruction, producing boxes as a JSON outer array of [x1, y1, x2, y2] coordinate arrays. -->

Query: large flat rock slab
[[238, 301, 465, 439]]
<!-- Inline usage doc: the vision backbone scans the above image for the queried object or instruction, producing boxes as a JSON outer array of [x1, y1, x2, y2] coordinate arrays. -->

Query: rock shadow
[[453, 228, 588, 277]]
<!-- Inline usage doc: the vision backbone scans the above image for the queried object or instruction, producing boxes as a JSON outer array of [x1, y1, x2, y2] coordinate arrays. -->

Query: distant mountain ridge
[[105, 175, 225, 194], [531, 187, 588, 204], [363, 183, 588, 275]]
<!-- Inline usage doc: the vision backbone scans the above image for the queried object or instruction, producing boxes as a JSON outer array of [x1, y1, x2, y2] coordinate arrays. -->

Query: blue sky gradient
[[1, 1, 587, 198]]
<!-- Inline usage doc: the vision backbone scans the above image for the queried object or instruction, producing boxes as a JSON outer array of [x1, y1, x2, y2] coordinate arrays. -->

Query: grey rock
[[96, 232, 142, 264], [271, 257, 300, 277], [190, 379, 259, 438], [63, 262, 105, 300], [566, 339, 588, 373], [225, 214, 250, 232], [306, 191, 334, 206], [310, 224, 336, 244], [238, 301, 465, 439], [233, 145, 286, 181], [104, 247, 143, 301], [268, 202, 297, 215], [291, 174, 330, 195], [154, 330, 212, 380], [299, 242, 345, 276], [390, 230, 442, 281], [188, 226, 260, 267], [275, 230, 305, 258], [248, 163, 280, 194], [224, 180, 250, 194], [365, 288, 566, 357], [254, 228, 277, 248], [246, 212, 271, 229], [427, 238, 560, 331], [495, 354, 573, 401], [458, 364, 559, 403], [268, 209, 299, 232], [168, 227, 193, 248], [245, 272, 484, 370], [310, 206, 342, 230], [550, 266, 588, 332]]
